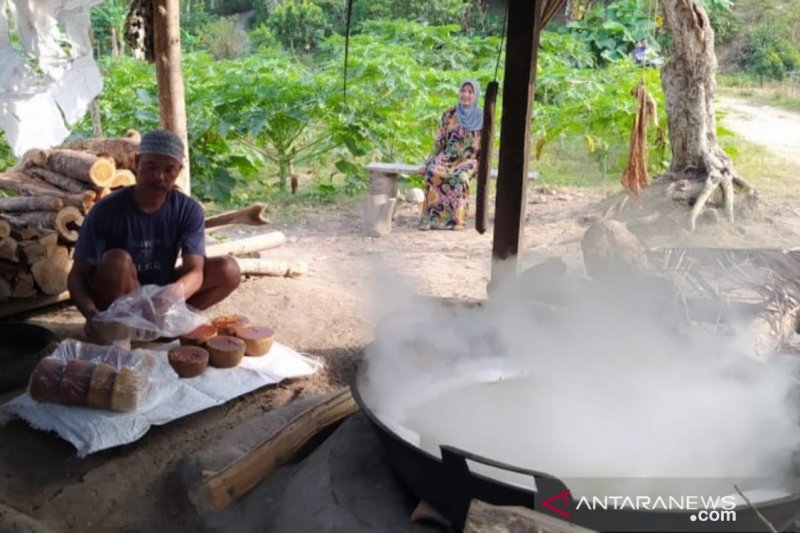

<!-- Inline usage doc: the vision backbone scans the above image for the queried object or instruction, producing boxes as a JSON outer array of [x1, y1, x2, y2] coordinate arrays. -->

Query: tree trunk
[[154, 0, 191, 194], [91, 96, 104, 136], [658, 0, 756, 231]]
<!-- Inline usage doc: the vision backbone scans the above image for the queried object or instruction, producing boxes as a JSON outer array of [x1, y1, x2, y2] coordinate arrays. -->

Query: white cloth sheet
[[0, 342, 322, 457]]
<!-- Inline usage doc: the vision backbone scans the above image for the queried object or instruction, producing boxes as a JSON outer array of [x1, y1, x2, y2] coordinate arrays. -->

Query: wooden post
[[490, 0, 543, 283], [476, 81, 498, 235], [153, 0, 191, 194]]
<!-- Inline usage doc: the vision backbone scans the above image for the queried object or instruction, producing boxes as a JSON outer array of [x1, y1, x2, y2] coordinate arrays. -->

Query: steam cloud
[[361, 262, 800, 499]]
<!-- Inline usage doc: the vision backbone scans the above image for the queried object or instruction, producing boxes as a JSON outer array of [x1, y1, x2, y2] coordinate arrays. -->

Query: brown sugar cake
[[59, 360, 95, 406], [110, 367, 143, 413], [234, 326, 275, 357], [29, 358, 67, 403], [211, 314, 250, 336], [205, 335, 246, 368], [179, 324, 217, 347], [86, 363, 117, 410], [168, 346, 209, 378]]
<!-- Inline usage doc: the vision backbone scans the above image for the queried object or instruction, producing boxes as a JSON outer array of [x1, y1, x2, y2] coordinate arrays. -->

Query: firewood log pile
[[0, 131, 141, 304]]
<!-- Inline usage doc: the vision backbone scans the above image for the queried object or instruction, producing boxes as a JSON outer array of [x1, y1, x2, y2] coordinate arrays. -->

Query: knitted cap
[[139, 129, 185, 162]]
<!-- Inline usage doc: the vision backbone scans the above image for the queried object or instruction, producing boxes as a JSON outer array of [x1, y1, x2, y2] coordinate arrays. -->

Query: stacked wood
[[0, 133, 141, 306], [59, 130, 141, 171]]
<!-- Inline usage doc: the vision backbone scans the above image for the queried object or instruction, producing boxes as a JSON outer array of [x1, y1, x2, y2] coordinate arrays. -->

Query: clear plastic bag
[[28, 339, 159, 413], [92, 284, 207, 342]]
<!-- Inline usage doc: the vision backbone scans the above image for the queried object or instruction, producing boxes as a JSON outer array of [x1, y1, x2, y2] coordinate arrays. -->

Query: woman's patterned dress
[[419, 107, 481, 230]]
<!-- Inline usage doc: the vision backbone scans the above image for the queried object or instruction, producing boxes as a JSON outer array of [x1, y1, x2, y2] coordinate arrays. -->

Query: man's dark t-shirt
[[74, 187, 205, 286]]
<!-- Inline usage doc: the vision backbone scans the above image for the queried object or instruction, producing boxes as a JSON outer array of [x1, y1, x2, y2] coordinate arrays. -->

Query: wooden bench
[[361, 162, 540, 237], [365, 162, 540, 198]]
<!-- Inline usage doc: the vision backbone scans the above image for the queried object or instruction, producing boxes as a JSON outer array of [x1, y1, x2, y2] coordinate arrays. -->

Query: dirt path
[[717, 97, 800, 165]]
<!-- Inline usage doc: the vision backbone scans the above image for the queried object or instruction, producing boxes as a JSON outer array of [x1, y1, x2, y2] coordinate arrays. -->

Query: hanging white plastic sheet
[[0, 0, 104, 156]]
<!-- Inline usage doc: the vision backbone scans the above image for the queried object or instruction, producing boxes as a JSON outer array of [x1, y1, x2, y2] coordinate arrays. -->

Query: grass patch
[[719, 135, 800, 201], [718, 74, 800, 113]]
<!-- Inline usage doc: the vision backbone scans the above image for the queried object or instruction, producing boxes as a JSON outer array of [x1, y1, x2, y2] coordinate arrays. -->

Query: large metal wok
[[352, 354, 800, 532]]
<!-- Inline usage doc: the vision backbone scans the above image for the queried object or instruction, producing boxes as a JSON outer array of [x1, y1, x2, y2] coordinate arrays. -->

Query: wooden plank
[[0, 291, 70, 318], [153, 0, 191, 194], [365, 162, 539, 180], [189, 388, 358, 511], [491, 0, 543, 279], [465, 499, 598, 533], [476, 81, 499, 234]]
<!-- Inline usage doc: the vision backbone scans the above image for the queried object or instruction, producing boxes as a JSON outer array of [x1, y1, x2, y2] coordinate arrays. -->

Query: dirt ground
[[2, 101, 800, 532]]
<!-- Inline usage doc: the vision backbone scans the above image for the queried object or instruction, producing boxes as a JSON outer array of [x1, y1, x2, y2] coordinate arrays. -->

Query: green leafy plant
[[565, 0, 659, 63], [748, 25, 800, 80]]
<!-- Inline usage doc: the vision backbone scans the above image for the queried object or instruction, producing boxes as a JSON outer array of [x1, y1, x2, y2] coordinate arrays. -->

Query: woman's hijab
[[455, 79, 484, 131]]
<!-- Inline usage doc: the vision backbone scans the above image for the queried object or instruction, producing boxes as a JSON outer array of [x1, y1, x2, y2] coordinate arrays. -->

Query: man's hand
[[152, 282, 185, 314], [417, 165, 427, 176]]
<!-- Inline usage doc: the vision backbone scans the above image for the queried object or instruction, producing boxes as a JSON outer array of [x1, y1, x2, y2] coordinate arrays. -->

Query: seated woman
[[418, 79, 483, 230]]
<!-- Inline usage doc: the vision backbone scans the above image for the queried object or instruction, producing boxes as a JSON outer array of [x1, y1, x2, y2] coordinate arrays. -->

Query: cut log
[[0, 291, 70, 318], [0, 219, 9, 238], [38, 231, 58, 254], [0, 260, 18, 279], [12, 271, 37, 298], [464, 500, 597, 533], [205, 231, 286, 257], [0, 277, 9, 302], [11, 206, 84, 243], [205, 204, 269, 231], [0, 196, 63, 212], [31, 246, 70, 295], [17, 241, 47, 265], [28, 167, 97, 194], [0, 171, 68, 197], [20, 149, 49, 168], [45, 149, 116, 187], [55, 191, 96, 214], [7, 221, 39, 241], [60, 136, 140, 172], [234, 258, 307, 278], [95, 187, 111, 202], [189, 388, 357, 511], [0, 236, 18, 262], [111, 169, 136, 188]]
